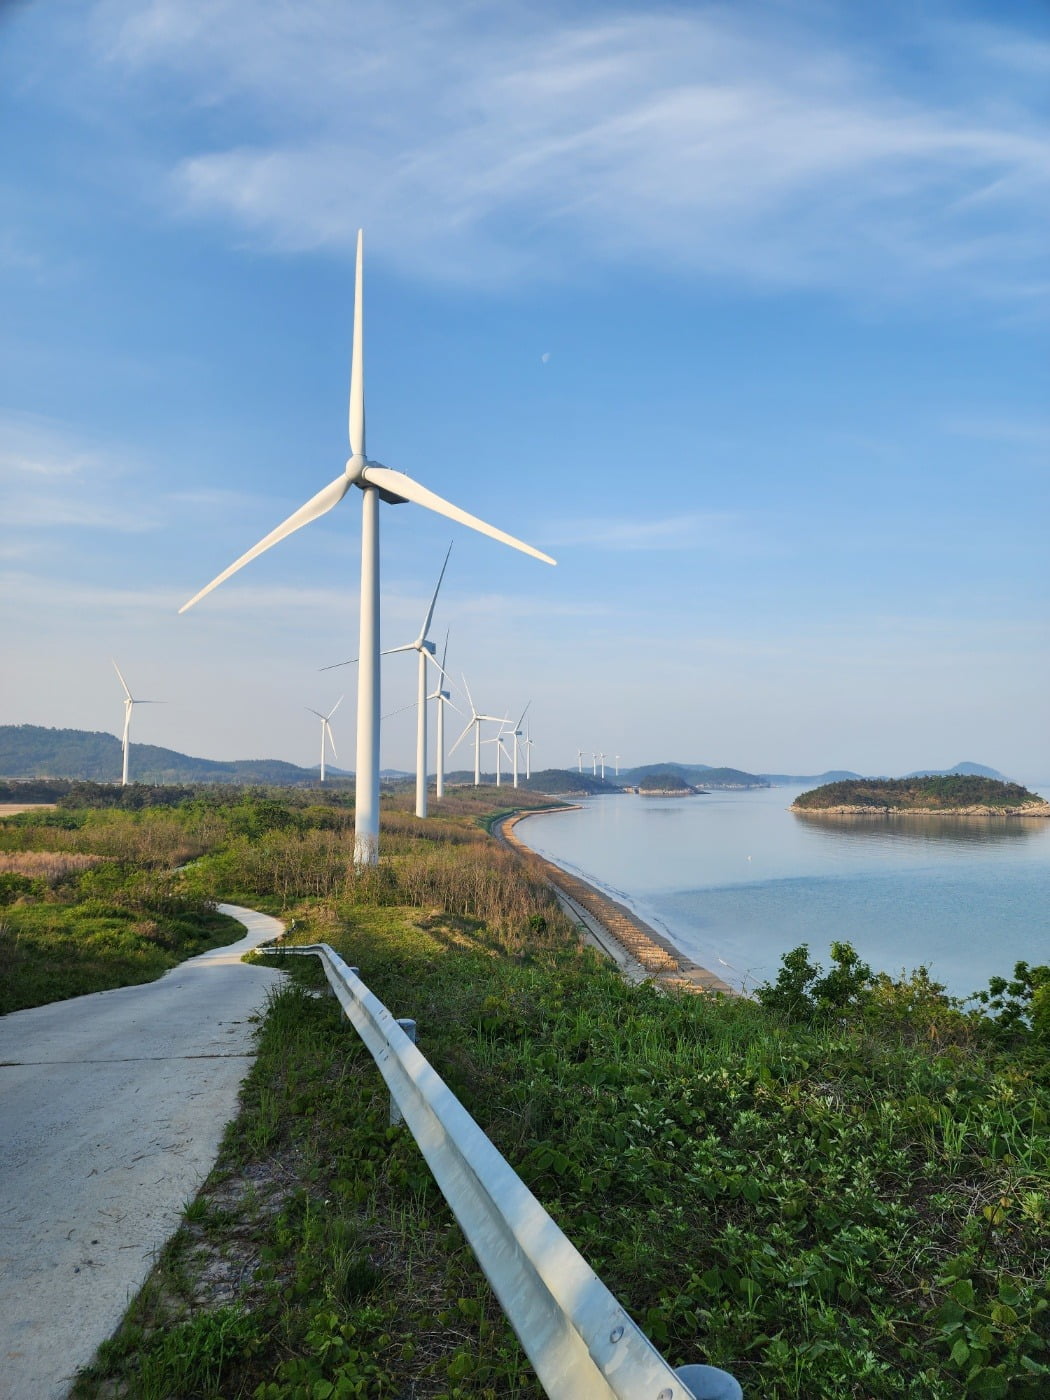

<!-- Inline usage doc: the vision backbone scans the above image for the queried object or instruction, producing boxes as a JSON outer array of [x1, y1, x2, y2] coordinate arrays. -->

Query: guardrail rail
[[265, 942, 742, 1400]]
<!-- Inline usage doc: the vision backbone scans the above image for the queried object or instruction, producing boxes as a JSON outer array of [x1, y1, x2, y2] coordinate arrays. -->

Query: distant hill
[[760, 770, 863, 785], [902, 762, 1008, 781], [0, 725, 350, 786], [636, 768, 697, 793], [622, 762, 767, 789], [793, 775, 1047, 814]]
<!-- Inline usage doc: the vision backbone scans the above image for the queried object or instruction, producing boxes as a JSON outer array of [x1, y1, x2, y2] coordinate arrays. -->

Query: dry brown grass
[[0, 850, 103, 883]]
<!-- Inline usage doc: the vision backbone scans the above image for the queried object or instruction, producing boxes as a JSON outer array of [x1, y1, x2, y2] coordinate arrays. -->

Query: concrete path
[[0, 904, 286, 1400]]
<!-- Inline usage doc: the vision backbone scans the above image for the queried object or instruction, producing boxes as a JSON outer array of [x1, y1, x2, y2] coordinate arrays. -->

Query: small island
[[792, 774, 1050, 817], [627, 769, 706, 796]]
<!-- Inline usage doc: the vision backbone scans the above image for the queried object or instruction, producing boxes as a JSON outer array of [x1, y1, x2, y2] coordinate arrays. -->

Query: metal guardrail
[[265, 942, 743, 1400]]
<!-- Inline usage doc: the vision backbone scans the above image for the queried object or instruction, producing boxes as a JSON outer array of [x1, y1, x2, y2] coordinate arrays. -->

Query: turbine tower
[[306, 696, 343, 784], [179, 231, 555, 864], [577, 749, 584, 774], [112, 660, 161, 787]]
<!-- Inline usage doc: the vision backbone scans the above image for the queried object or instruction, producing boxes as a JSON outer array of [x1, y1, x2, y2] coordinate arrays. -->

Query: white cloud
[[95, 0, 1050, 300], [547, 511, 754, 551]]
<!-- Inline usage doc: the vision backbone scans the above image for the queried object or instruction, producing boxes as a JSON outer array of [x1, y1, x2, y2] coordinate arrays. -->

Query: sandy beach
[[497, 810, 735, 996]]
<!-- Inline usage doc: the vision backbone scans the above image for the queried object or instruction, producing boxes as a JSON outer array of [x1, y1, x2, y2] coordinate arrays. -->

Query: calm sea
[[514, 785, 1050, 1000]]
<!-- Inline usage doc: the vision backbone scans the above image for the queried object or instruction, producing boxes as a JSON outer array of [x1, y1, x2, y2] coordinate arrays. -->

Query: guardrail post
[[390, 1018, 417, 1125], [675, 1363, 744, 1398]]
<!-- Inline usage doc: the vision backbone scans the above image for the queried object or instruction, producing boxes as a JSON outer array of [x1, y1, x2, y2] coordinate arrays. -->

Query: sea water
[[514, 785, 1050, 1000]]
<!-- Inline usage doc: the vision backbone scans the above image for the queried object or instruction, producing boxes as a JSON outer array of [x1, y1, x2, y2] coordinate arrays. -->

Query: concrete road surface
[[0, 904, 286, 1399]]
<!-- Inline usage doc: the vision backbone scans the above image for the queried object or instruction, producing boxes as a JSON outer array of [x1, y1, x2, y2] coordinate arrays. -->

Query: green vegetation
[[0, 724, 346, 785], [47, 787, 1047, 1399], [637, 768, 697, 792], [793, 775, 1048, 812], [0, 802, 247, 1012]]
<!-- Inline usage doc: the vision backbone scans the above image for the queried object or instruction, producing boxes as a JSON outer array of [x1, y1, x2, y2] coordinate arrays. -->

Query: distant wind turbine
[[577, 749, 584, 774], [615, 754, 620, 777], [450, 677, 506, 786], [507, 702, 530, 788], [429, 631, 456, 801], [306, 696, 343, 784], [524, 724, 534, 780], [482, 726, 512, 787], [179, 230, 555, 865], [326, 543, 451, 819], [112, 660, 161, 787]]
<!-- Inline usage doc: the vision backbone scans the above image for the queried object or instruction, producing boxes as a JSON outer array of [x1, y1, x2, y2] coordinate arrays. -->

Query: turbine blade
[[419, 540, 453, 642], [306, 708, 325, 719], [111, 659, 132, 701], [350, 230, 365, 457], [461, 674, 477, 718], [361, 467, 555, 565], [439, 628, 450, 673], [325, 722, 338, 761], [327, 695, 344, 720], [319, 655, 359, 672], [514, 700, 531, 730], [448, 719, 475, 756], [380, 643, 416, 657], [180, 474, 352, 613]]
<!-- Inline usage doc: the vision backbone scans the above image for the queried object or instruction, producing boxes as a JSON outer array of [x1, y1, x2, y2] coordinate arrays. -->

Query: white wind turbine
[[450, 677, 507, 786], [179, 231, 555, 864], [507, 702, 530, 788], [325, 543, 451, 820], [598, 751, 606, 780], [615, 754, 620, 777], [524, 724, 534, 780], [306, 696, 343, 784], [482, 724, 512, 787], [429, 632, 456, 801], [577, 749, 584, 774], [112, 660, 161, 787]]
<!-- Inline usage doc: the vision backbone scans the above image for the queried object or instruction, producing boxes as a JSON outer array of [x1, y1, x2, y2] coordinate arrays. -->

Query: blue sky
[[1, 0, 1048, 782]]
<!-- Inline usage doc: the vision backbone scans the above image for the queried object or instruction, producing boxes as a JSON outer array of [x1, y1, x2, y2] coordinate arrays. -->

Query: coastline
[[497, 809, 736, 997], [791, 802, 1050, 817]]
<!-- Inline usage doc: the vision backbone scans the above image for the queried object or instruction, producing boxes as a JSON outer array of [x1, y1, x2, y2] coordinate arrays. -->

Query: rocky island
[[792, 774, 1050, 817]]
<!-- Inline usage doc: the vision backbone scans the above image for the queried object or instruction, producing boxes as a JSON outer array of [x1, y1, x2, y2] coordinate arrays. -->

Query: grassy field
[[34, 785, 1045, 1400]]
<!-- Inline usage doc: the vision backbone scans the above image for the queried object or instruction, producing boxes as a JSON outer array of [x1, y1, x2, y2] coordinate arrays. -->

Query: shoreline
[[496, 809, 736, 997], [792, 803, 1050, 818]]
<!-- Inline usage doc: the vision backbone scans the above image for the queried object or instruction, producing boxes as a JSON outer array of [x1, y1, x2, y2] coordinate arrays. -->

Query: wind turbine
[[524, 724, 534, 780], [306, 696, 343, 783], [429, 631, 456, 801], [591, 752, 598, 777], [482, 725, 512, 786], [450, 677, 506, 786], [615, 754, 620, 777], [326, 543, 451, 819], [179, 231, 555, 864], [577, 749, 584, 774], [507, 702, 530, 788], [112, 660, 161, 787], [598, 751, 606, 780]]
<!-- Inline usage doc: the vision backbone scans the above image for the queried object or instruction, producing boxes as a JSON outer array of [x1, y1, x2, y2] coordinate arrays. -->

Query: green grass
[[75, 894, 1050, 1399]]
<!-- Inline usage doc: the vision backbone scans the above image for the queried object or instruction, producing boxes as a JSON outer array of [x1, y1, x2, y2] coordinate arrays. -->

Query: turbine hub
[[345, 453, 366, 482]]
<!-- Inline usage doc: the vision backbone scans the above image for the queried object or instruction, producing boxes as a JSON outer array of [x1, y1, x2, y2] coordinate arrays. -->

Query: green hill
[[0, 725, 344, 786], [793, 775, 1048, 813], [623, 761, 766, 788]]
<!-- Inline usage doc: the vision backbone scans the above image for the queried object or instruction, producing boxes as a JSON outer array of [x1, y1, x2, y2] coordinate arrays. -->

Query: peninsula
[[792, 774, 1050, 817]]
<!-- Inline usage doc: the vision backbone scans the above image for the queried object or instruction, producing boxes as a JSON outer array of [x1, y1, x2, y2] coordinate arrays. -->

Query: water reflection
[[792, 811, 1046, 848]]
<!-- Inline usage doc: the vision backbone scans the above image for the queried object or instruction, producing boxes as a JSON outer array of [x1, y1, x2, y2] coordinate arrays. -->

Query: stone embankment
[[498, 811, 734, 996], [792, 802, 1050, 817]]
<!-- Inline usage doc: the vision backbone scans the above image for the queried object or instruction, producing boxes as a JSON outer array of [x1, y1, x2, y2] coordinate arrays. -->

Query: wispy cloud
[[0, 413, 162, 532], [96, 0, 1050, 302], [547, 511, 757, 552]]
